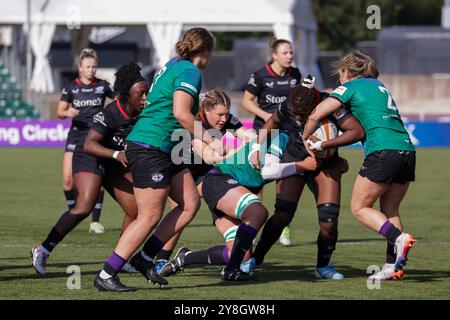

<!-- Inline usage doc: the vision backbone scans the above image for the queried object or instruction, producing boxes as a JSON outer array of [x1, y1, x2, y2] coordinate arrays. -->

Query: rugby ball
[[310, 119, 338, 158]]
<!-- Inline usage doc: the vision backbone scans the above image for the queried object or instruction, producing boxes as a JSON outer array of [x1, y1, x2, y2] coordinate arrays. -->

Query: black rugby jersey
[[183, 112, 244, 178], [90, 100, 136, 151], [277, 91, 351, 160], [60, 78, 114, 130], [245, 64, 301, 131]]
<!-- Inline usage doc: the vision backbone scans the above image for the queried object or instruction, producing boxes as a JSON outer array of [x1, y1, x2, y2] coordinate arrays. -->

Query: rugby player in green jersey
[[94, 28, 219, 292], [303, 51, 416, 282], [159, 118, 320, 281]]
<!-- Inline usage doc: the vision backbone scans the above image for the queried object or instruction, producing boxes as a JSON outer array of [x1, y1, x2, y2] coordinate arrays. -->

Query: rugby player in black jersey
[[31, 62, 148, 276], [242, 37, 302, 246], [247, 76, 365, 279], [57, 49, 115, 233]]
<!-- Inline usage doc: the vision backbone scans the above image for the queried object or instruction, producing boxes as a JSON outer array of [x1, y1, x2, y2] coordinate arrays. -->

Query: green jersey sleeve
[[330, 83, 355, 104], [174, 67, 202, 98]]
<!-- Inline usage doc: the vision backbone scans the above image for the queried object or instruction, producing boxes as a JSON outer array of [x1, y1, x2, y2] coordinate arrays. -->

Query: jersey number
[[149, 66, 167, 93], [378, 86, 397, 111]]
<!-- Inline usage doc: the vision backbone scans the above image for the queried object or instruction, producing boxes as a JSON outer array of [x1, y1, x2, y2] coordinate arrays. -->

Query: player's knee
[[318, 203, 340, 223], [63, 177, 73, 190], [235, 193, 261, 221], [252, 204, 269, 227], [68, 210, 90, 219], [274, 198, 297, 225]]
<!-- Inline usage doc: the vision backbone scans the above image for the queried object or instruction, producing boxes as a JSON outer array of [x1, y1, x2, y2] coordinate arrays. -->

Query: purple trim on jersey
[[130, 141, 152, 149]]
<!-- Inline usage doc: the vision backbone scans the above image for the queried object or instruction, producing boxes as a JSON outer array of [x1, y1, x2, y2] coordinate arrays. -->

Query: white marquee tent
[[0, 0, 323, 93]]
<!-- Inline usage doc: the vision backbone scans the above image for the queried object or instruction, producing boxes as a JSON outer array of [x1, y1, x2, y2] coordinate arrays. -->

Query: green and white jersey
[[330, 78, 415, 155], [217, 133, 289, 188], [127, 58, 202, 154]]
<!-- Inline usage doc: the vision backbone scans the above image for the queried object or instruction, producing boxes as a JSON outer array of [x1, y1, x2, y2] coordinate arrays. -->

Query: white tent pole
[[26, 0, 32, 88], [147, 22, 182, 69]]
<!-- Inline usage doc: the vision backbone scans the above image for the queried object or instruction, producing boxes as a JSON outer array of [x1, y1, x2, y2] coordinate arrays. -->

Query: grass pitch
[[0, 148, 449, 300]]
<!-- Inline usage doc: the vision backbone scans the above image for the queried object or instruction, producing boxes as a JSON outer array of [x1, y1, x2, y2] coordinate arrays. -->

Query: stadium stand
[[0, 62, 40, 119]]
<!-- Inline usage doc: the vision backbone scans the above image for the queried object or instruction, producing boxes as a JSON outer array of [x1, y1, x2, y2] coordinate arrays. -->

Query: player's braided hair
[[199, 89, 230, 112], [288, 75, 320, 122], [113, 61, 145, 104], [176, 27, 215, 59]]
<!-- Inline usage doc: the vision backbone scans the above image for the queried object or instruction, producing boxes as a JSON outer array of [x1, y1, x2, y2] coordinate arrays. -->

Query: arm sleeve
[[105, 81, 115, 99], [331, 106, 352, 127], [59, 83, 72, 103], [276, 101, 289, 123], [91, 110, 110, 136], [174, 67, 202, 98], [329, 83, 354, 104], [244, 72, 263, 96]]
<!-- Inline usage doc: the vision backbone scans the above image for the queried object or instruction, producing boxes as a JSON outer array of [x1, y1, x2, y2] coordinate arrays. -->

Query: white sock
[[99, 269, 113, 280]]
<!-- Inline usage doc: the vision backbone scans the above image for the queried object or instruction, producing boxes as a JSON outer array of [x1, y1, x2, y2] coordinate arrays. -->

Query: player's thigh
[[380, 182, 410, 217], [351, 175, 389, 212], [313, 167, 341, 205], [276, 175, 306, 203]]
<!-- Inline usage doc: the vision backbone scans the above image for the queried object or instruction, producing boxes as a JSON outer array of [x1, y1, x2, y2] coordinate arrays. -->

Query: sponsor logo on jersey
[[152, 173, 164, 182], [181, 82, 198, 93], [265, 81, 274, 88], [81, 88, 94, 93], [290, 79, 298, 87], [72, 97, 102, 108], [227, 179, 238, 185], [112, 136, 125, 147], [67, 143, 76, 151], [333, 86, 347, 96], [62, 88, 68, 95], [95, 86, 104, 94], [265, 95, 287, 104], [72, 89, 79, 94], [248, 74, 257, 87], [93, 112, 106, 126], [277, 80, 289, 85]]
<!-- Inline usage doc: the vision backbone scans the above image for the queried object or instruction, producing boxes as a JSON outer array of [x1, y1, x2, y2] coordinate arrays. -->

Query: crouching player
[[160, 132, 319, 281]]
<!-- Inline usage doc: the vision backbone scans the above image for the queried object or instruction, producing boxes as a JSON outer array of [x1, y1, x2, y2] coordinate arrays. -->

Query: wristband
[[112, 151, 120, 159], [251, 143, 261, 152]]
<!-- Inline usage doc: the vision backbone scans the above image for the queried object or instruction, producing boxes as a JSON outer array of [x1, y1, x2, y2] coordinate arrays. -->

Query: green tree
[[312, 0, 443, 51]]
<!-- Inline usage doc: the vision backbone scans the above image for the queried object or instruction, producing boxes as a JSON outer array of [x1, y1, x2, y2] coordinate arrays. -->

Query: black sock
[[41, 211, 89, 252], [42, 227, 64, 252], [91, 190, 104, 223], [316, 234, 337, 268], [64, 189, 76, 210], [253, 218, 285, 265], [183, 245, 227, 266], [378, 221, 402, 244], [142, 235, 163, 260], [226, 224, 257, 271], [155, 249, 173, 261], [386, 242, 396, 264]]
